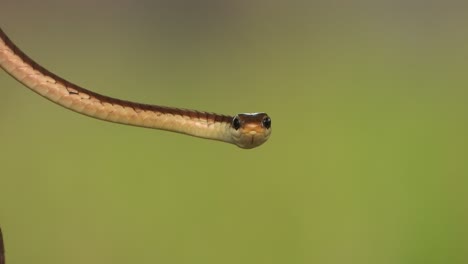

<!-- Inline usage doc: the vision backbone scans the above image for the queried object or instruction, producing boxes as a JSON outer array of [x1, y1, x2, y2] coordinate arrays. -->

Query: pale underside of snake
[[0, 28, 271, 149]]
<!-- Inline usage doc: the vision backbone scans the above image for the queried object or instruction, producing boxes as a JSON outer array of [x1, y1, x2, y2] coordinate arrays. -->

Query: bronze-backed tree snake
[[0, 28, 271, 149]]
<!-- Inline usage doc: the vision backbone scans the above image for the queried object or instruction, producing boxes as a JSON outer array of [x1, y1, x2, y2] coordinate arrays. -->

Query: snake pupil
[[262, 116, 271, 129], [232, 117, 241, 130]]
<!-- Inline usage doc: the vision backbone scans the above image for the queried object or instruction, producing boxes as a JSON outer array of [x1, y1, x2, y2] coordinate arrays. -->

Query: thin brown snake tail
[[0, 227, 4, 264], [0, 27, 271, 149]]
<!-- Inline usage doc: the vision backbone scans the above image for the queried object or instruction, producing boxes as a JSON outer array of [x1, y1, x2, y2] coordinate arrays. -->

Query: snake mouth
[[234, 132, 269, 149], [249, 133, 267, 147]]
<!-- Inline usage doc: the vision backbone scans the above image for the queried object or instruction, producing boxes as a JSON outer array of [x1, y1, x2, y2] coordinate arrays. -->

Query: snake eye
[[232, 116, 241, 130], [262, 116, 271, 129]]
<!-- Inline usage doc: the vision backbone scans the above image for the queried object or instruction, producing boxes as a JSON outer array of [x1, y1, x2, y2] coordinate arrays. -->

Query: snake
[[0, 227, 3, 264], [0, 27, 271, 149]]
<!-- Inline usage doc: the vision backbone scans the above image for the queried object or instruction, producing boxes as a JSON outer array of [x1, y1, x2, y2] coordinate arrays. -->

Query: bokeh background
[[1, 0, 468, 263]]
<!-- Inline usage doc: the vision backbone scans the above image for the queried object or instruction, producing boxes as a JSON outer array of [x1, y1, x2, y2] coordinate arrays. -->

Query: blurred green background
[[1, 1, 468, 263]]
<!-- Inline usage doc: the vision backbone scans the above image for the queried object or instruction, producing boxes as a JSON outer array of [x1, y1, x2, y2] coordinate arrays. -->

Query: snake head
[[230, 113, 272, 149]]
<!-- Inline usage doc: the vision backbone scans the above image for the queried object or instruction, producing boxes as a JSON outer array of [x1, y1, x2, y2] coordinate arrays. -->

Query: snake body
[[0, 28, 271, 148], [0, 227, 3, 264]]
